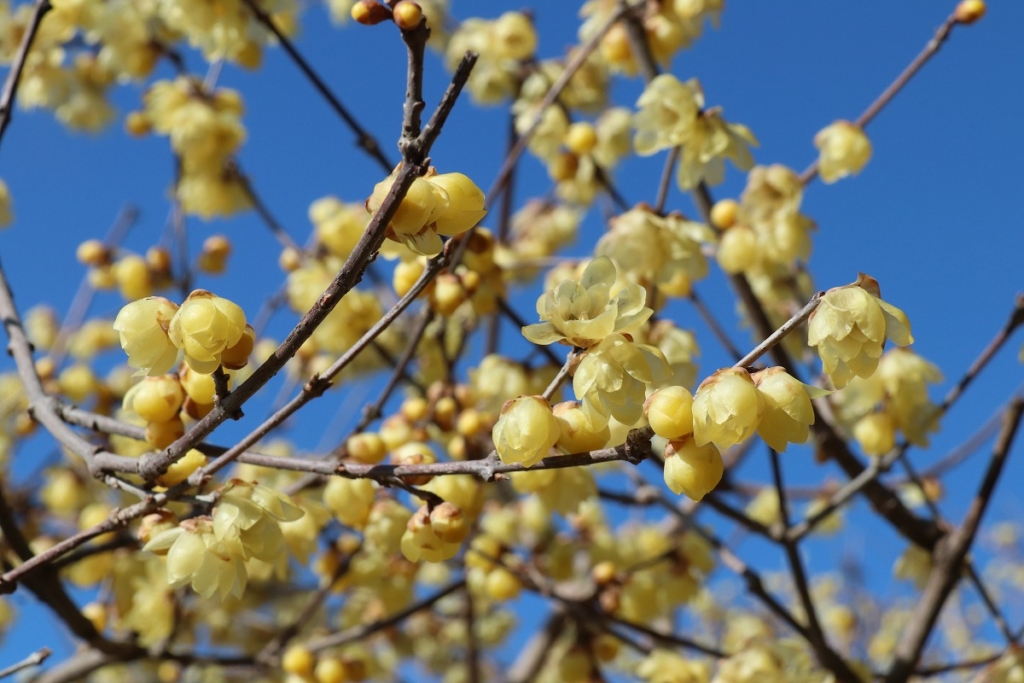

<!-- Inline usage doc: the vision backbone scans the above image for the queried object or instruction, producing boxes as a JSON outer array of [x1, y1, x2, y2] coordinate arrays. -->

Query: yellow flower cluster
[[141, 78, 250, 218], [596, 205, 712, 299], [400, 502, 469, 563], [807, 274, 913, 388], [445, 11, 536, 104], [144, 481, 304, 600], [633, 74, 757, 189], [581, 0, 723, 76], [834, 347, 943, 455], [158, 0, 299, 67], [113, 290, 252, 376], [366, 166, 487, 257]]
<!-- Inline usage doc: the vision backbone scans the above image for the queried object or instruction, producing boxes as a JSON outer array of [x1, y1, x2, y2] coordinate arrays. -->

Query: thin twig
[[799, 12, 960, 185], [0, 647, 51, 679], [0, 0, 51, 153], [240, 0, 393, 171]]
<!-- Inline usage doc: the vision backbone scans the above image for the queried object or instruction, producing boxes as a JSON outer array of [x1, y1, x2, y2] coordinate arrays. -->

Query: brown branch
[[0, 0, 51, 152], [884, 399, 1024, 683], [135, 46, 477, 483], [688, 288, 743, 362], [653, 146, 680, 215], [799, 12, 960, 185], [484, 4, 630, 205], [733, 292, 822, 369], [239, 0, 393, 171], [303, 580, 464, 652]]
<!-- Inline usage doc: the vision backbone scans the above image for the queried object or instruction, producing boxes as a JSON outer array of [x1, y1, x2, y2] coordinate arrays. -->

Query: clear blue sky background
[[1, 0, 1022, 676]]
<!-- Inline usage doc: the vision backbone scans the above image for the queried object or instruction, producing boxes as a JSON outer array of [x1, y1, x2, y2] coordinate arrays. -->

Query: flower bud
[[131, 375, 185, 423], [492, 396, 560, 468], [954, 0, 985, 24], [692, 368, 764, 449], [428, 173, 487, 237], [565, 122, 598, 156], [351, 0, 390, 25], [853, 412, 896, 457], [710, 199, 739, 229], [113, 296, 180, 376], [168, 290, 247, 374], [429, 502, 468, 543], [644, 386, 694, 440], [716, 225, 757, 274], [663, 436, 723, 501], [553, 401, 610, 453], [392, 1, 423, 30]]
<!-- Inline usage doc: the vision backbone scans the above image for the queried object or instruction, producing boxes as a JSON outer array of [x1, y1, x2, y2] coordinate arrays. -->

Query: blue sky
[[1, 0, 1023, 675]]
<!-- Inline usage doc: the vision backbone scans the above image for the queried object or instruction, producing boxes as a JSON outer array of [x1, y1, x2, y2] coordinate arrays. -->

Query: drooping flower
[[633, 74, 703, 156], [167, 289, 247, 374], [573, 334, 670, 427], [663, 435, 723, 501], [492, 395, 561, 468], [752, 367, 829, 452], [692, 367, 764, 449], [807, 274, 913, 388], [814, 120, 872, 184], [112, 296, 180, 376]]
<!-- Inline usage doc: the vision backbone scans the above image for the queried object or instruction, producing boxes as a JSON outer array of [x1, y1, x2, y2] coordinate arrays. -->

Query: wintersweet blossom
[[112, 296, 180, 376], [167, 290, 247, 374], [663, 435, 723, 501], [814, 120, 872, 184], [752, 367, 828, 452], [522, 257, 651, 348], [492, 396, 560, 468], [692, 367, 765, 450], [573, 334, 670, 426], [807, 274, 913, 388]]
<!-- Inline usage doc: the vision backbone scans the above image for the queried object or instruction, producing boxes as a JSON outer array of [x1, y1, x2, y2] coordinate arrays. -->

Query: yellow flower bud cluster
[[445, 12, 536, 104], [500, 201, 581, 276], [113, 290, 252, 376], [835, 347, 943, 456], [714, 165, 817, 279], [366, 166, 487, 257], [140, 78, 250, 219], [712, 639, 840, 683], [633, 74, 757, 190], [400, 502, 469, 563], [814, 120, 872, 184], [807, 274, 913, 389], [582, 0, 723, 76], [144, 481, 303, 600], [286, 259, 384, 360], [597, 205, 712, 300]]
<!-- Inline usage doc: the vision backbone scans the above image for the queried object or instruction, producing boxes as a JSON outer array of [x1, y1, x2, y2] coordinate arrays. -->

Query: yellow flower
[[645, 386, 694, 440], [112, 296, 180, 376], [814, 120, 872, 183], [367, 167, 486, 256], [807, 274, 913, 388], [213, 479, 304, 563], [167, 289, 247, 374], [637, 649, 709, 683], [492, 395, 560, 468], [633, 74, 702, 156], [676, 108, 758, 189], [752, 367, 828, 453], [573, 334, 670, 426], [663, 435, 723, 501], [522, 257, 651, 348], [144, 517, 247, 600], [553, 401, 610, 453], [692, 367, 764, 450]]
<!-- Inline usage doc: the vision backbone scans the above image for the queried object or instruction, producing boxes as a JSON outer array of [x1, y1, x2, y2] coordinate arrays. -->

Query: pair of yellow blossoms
[[113, 289, 253, 377]]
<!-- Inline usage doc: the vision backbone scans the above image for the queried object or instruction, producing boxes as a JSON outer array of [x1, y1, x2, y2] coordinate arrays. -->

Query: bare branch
[[0, 0, 51, 152], [0, 647, 50, 679]]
